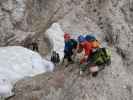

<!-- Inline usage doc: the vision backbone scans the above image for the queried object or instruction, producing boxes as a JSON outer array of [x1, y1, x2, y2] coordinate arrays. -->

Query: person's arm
[[84, 43, 91, 58], [74, 40, 78, 49]]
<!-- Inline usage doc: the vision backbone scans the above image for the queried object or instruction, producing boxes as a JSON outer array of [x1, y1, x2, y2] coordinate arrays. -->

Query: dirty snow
[[0, 46, 54, 97], [45, 23, 65, 60]]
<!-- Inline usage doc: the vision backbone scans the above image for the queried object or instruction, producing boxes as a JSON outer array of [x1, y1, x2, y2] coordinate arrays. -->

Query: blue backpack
[[85, 35, 96, 41]]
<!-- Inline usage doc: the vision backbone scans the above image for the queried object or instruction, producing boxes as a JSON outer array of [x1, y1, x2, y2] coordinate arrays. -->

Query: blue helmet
[[85, 34, 96, 41], [78, 35, 85, 43]]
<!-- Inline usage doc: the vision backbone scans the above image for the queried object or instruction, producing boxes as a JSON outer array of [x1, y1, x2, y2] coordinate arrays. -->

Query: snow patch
[[0, 46, 54, 97], [45, 23, 65, 61], [0, 78, 13, 97]]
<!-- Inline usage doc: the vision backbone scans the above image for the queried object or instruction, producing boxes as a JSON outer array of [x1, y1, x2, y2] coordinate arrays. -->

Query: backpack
[[90, 48, 111, 66], [51, 51, 60, 64]]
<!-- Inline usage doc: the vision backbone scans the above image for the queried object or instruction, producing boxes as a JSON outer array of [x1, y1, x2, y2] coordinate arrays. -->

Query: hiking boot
[[80, 64, 87, 72]]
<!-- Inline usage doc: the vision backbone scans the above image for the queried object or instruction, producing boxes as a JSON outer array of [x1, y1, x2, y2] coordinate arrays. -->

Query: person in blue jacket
[[63, 33, 77, 66]]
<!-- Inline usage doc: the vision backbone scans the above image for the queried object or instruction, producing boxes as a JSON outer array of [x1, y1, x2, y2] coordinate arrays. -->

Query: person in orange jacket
[[77, 35, 93, 74], [78, 35, 93, 64], [77, 35, 101, 75], [63, 33, 78, 67]]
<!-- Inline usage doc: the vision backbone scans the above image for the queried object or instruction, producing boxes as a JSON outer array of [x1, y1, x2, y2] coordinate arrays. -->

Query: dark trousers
[[64, 52, 73, 62]]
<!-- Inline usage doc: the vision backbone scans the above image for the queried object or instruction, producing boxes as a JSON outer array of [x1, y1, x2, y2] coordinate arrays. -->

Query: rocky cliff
[[0, 0, 133, 100]]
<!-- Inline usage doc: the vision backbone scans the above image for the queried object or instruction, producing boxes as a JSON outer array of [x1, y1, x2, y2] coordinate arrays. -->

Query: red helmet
[[64, 33, 71, 40]]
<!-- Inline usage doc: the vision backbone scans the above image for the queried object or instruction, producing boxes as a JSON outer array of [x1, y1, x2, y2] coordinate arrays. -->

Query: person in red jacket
[[77, 35, 94, 75], [63, 33, 78, 67], [78, 35, 93, 64]]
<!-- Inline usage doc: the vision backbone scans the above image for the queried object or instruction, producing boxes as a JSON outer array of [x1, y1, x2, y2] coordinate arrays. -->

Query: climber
[[85, 35, 111, 65], [85, 34, 101, 76], [85, 34, 101, 61], [85, 34, 112, 76], [63, 33, 78, 67], [77, 35, 93, 74], [77, 34, 102, 76]]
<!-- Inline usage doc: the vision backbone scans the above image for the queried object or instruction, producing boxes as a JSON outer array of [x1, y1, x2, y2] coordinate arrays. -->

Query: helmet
[[64, 33, 71, 40], [78, 35, 85, 43], [85, 34, 96, 41]]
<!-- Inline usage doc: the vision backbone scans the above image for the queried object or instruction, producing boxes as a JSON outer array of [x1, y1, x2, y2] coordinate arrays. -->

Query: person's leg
[[68, 55, 72, 62], [67, 52, 74, 63], [79, 64, 87, 75], [64, 54, 74, 67], [63, 52, 73, 67], [63, 53, 68, 66], [80, 64, 87, 72]]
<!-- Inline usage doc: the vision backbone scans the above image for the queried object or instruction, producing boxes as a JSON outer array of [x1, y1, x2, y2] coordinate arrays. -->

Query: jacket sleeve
[[64, 43, 68, 52], [84, 43, 92, 57], [71, 39, 78, 49], [85, 50, 91, 57]]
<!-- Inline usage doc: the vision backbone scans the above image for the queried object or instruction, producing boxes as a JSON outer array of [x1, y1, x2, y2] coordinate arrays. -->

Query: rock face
[[0, 0, 133, 57], [7, 56, 133, 100], [0, 46, 55, 97], [0, 0, 133, 100]]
